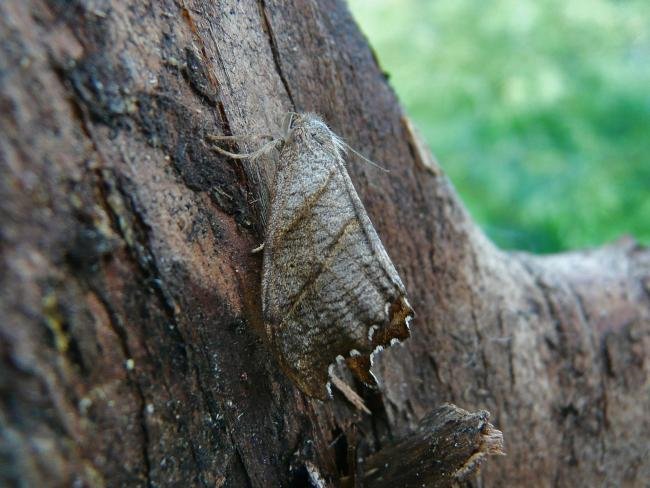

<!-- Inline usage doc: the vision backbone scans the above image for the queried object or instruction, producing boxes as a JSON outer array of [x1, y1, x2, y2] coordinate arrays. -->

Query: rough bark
[[0, 1, 648, 487], [362, 403, 504, 488]]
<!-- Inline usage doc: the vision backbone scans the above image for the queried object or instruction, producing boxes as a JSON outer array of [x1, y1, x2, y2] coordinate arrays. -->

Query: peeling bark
[[0, 1, 648, 487]]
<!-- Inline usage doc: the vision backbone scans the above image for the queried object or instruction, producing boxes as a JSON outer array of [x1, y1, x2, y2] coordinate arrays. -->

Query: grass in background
[[348, 0, 650, 253]]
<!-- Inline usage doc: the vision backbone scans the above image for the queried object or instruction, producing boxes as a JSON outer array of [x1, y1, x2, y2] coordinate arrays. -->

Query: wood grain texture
[[0, 0, 648, 486]]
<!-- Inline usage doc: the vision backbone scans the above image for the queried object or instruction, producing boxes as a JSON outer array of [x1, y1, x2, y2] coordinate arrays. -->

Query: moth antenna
[[341, 140, 390, 173], [313, 115, 390, 173]]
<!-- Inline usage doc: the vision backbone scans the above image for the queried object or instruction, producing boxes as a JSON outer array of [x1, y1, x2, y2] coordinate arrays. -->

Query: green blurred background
[[348, 0, 650, 253]]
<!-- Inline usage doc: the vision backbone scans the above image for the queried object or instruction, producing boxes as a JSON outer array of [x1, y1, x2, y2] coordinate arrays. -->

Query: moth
[[213, 113, 413, 399]]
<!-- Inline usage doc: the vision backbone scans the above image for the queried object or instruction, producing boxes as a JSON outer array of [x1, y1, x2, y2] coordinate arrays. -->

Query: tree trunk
[[1, 1, 648, 486]]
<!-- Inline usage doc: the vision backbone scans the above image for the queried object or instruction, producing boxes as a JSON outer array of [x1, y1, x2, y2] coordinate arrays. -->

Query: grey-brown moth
[[259, 113, 414, 399]]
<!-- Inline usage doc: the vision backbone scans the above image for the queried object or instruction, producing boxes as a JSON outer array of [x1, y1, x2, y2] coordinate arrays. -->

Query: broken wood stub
[[362, 403, 504, 488]]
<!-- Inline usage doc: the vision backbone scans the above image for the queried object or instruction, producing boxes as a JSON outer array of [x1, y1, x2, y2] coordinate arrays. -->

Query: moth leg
[[251, 243, 265, 253], [328, 373, 370, 414], [205, 133, 273, 141]]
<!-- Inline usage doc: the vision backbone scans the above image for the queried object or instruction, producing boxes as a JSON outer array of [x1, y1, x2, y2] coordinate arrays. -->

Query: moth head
[[285, 113, 346, 160]]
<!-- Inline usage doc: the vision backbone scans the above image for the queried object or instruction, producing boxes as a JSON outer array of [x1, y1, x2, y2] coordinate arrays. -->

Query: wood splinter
[[362, 403, 505, 488]]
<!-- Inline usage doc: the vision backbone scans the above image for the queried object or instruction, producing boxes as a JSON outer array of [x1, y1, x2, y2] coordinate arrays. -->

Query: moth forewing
[[261, 113, 413, 399]]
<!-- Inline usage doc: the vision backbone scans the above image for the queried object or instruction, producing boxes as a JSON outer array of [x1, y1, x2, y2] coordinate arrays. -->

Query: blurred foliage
[[348, 0, 650, 252]]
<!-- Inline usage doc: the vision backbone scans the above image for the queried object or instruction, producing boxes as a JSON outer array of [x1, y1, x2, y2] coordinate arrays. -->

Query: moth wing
[[262, 151, 412, 399]]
